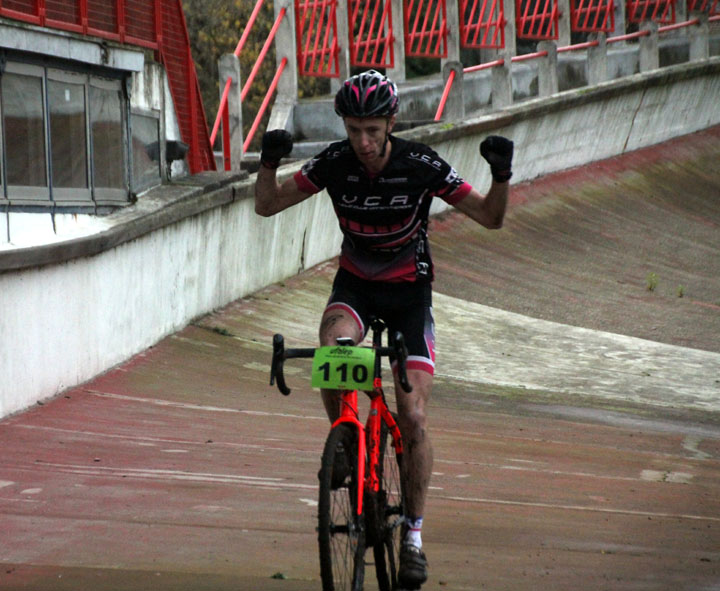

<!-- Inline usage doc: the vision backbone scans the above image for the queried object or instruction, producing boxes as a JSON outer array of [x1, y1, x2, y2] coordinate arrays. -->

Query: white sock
[[404, 516, 423, 548]]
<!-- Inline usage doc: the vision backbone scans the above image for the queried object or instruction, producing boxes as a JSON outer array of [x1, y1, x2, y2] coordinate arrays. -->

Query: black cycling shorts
[[325, 268, 436, 375]]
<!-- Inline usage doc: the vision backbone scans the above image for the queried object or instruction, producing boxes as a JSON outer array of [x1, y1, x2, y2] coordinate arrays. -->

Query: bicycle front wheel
[[318, 423, 365, 591], [373, 412, 405, 591]]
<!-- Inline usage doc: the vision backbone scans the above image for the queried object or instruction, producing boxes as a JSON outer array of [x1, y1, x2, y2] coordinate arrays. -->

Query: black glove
[[261, 129, 293, 169], [480, 135, 514, 183]]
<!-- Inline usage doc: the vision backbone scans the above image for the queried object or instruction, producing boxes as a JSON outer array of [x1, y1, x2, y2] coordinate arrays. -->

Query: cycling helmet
[[334, 70, 399, 118]]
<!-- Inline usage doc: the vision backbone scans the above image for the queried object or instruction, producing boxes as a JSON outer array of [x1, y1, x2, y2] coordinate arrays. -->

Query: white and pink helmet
[[334, 70, 399, 118]]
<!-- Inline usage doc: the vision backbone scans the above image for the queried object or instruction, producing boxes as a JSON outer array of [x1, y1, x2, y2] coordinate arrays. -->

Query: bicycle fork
[[331, 385, 404, 517]]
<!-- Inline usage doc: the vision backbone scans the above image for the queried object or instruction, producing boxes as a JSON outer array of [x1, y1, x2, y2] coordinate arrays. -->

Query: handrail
[[241, 7, 287, 103], [210, 77, 232, 147], [244, 58, 289, 153], [209, 0, 265, 148], [434, 68, 456, 120], [557, 39, 599, 53], [658, 17, 700, 32], [512, 50, 549, 62], [464, 58, 505, 73], [234, 0, 266, 56], [209, 1, 287, 169]]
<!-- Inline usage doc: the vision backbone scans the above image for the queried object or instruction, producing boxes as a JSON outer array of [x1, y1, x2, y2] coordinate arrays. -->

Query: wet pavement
[[1, 127, 719, 590]]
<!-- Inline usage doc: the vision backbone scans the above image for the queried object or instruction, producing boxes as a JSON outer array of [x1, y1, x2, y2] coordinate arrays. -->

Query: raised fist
[[261, 129, 293, 169], [480, 135, 514, 183]]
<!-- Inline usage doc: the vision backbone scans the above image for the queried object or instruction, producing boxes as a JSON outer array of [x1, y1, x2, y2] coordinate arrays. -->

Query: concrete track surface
[[1, 127, 719, 591]]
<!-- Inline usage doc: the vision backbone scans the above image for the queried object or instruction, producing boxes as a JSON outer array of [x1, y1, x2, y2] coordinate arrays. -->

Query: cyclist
[[255, 69, 513, 589]]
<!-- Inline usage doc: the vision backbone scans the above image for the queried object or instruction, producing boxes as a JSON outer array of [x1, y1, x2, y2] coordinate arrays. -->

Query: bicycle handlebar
[[270, 331, 413, 396]]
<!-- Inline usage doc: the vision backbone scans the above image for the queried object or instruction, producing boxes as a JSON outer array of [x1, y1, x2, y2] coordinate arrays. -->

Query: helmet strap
[[379, 119, 391, 158]]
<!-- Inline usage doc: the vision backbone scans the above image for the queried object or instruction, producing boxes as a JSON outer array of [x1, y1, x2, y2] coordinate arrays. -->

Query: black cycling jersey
[[294, 135, 472, 282]]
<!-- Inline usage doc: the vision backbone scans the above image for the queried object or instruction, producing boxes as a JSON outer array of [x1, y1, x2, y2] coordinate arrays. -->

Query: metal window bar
[[516, 0, 560, 39], [627, 0, 676, 24], [459, 0, 506, 49], [405, 0, 448, 57], [349, 0, 395, 68], [570, 0, 615, 32], [296, 0, 340, 77]]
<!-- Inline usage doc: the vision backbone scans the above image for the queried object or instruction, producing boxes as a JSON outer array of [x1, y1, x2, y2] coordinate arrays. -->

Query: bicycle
[[270, 318, 413, 591]]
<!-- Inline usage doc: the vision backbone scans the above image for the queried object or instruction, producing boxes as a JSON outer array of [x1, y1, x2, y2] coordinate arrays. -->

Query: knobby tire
[[318, 423, 365, 591]]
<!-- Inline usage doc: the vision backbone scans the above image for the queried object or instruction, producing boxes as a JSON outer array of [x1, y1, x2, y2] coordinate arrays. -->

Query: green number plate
[[311, 346, 375, 391]]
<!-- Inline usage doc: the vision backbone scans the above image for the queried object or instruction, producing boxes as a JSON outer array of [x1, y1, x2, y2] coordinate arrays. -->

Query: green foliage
[[182, 0, 327, 151], [645, 272, 658, 292]]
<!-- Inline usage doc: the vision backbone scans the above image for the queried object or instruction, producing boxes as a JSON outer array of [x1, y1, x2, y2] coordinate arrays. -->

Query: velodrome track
[[1, 126, 719, 590]]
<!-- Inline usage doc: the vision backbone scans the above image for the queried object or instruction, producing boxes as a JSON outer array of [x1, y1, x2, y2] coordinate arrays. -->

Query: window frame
[[130, 107, 163, 195], [2, 62, 51, 205], [0, 55, 138, 211], [90, 76, 130, 206], [47, 68, 93, 206]]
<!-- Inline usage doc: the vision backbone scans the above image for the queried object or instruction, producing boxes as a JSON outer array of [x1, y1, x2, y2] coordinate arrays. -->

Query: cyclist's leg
[[387, 289, 436, 522], [394, 368, 433, 521], [319, 270, 369, 421], [386, 288, 434, 587], [319, 305, 364, 421]]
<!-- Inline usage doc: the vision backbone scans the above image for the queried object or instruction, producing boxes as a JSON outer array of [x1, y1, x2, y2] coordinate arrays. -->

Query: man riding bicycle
[[254, 69, 513, 589]]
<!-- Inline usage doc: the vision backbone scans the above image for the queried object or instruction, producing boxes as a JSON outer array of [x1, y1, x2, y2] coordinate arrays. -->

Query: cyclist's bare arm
[[452, 179, 509, 229], [255, 167, 313, 217]]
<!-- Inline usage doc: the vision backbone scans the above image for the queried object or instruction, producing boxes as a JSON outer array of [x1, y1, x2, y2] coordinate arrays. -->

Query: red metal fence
[[348, 0, 395, 67], [0, 0, 215, 173], [295, 0, 341, 76], [688, 0, 720, 13], [516, 0, 560, 39], [627, 0, 677, 24], [404, 0, 448, 57], [570, 0, 615, 32], [459, 0, 506, 49]]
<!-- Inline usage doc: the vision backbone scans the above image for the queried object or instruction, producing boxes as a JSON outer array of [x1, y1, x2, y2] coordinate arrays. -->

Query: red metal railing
[[688, 0, 720, 13], [210, 0, 288, 169], [626, 0, 676, 24], [296, 0, 340, 77], [516, 0, 560, 39], [570, 0, 615, 32], [459, 0, 506, 49], [0, 0, 215, 173], [405, 0, 449, 58], [348, 0, 395, 67], [434, 15, 711, 120]]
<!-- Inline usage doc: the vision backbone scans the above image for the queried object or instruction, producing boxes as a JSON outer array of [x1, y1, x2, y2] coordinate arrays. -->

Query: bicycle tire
[[372, 412, 405, 591], [318, 423, 366, 591]]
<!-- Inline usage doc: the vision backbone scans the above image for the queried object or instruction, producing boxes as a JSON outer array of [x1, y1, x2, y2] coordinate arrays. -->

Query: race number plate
[[311, 346, 375, 391]]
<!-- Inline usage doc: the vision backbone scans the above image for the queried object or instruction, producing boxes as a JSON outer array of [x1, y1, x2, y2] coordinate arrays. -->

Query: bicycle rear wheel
[[373, 412, 405, 591], [318, 423, 365, 591]]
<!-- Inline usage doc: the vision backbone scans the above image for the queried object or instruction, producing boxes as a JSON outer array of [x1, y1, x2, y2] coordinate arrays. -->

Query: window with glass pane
[[131, 112, 161, 193], [2, 72, 47, 187], [90, 84, 125, 190], [49, 78, 88, 189]]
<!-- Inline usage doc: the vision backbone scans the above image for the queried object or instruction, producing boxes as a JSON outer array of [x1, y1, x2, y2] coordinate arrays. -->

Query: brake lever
[[393, 331, 413, 393], [270, 334, 291, 396]]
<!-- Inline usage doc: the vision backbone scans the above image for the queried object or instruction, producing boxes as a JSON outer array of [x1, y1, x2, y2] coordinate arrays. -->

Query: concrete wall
[[1, 57, 719, 419]]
